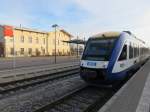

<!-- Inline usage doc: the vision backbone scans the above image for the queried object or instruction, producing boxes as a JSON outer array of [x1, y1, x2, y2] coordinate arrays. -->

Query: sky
[[0, 0, 150, 44]]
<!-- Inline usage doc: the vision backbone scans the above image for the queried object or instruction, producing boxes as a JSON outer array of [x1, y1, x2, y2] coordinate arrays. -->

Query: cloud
[[66, 0, 150, 41], [0, 0, 150, 44], [132, 10, 150, 44], [0, 0, 89, 31], [0, 0, 35, 27]]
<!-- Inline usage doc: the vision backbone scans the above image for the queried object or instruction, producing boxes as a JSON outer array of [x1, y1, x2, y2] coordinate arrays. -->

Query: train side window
[[129, 43, 133, 59], [134, 44, 137, 57], [140, 47, 142, 55], [136, 45, 138, 57], [134, 45, 135, 57], [138, 45, 139, 56], [119, 44, 127, 61], [136, 47, 137, 57], [134, 45, 138, 57]]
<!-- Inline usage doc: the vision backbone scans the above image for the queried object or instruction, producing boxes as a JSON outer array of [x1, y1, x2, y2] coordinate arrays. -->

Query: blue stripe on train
[[107, 33, 128, 75]]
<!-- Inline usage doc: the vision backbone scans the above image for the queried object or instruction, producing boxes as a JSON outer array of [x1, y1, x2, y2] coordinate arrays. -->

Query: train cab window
[[118, 44, 127, 61], [129, 43, 133, 59], [82, 38, 117, 61]]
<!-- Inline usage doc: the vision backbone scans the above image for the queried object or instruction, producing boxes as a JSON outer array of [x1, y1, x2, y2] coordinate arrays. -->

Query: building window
[[28, 37, 32, 43], [118, 44, 127, 61], [28, 48, 32, 55], [53, 39, 55, 45], [42, 49, 45, 55], [36, 37, 39, 44], [58, 40, 59, 45], [58, 49, 59, 55], [52, 49, 55, 55], [36, 48, 40, 56], [43, 38, 45, 44], [20, 48, 24, 55], [21, 36, 24, 43], [10, 38, 13, 42], [10, 48, 14, 55]]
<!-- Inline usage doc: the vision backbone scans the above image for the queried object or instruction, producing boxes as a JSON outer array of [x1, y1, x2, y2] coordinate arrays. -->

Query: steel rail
[[0, 66, 79, 97], [33, 86, 113, 112]]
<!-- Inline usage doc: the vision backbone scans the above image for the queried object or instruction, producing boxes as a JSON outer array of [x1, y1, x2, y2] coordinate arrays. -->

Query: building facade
[[0, 25, 72, 57]]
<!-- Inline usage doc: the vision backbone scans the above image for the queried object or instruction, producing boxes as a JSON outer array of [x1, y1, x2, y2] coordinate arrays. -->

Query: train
[[80, 31, 150, 85]]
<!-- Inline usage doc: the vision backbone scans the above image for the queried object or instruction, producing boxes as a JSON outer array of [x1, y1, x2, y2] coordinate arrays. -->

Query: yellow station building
[[0, 25, 72, 57]]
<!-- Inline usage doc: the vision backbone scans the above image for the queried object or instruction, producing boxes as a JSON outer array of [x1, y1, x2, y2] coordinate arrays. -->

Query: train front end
[[80, 32, 119, 84]]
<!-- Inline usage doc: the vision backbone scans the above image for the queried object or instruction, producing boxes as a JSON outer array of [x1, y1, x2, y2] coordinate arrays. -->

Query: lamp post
[[52, 24, 58, 64], [83, 37, 86, 48], [77, 36, 79, 58]]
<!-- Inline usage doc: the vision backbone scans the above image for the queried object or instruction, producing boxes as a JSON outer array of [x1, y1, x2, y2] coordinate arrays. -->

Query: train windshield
[[82, 38, 116, 61]]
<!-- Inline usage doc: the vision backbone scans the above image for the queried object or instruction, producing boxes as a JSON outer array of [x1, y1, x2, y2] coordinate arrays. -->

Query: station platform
[[98, 60, 150, 112], [0, 61, 79, 84]]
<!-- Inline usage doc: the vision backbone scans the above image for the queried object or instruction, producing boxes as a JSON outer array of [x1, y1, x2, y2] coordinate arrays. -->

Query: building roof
[[15, 27, 48, 34], [0, 24, 74, 37], [0, 24, 48, 34], [60, 29, 73, 37]]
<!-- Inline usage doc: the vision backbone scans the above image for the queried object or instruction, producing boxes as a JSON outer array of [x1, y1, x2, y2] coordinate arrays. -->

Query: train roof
[[90, 31, 146, 44], [91, 31, 121, 39]]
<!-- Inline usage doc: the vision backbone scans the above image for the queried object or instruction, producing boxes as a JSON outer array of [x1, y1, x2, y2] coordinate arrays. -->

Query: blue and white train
[[80, 31, 150, 85]]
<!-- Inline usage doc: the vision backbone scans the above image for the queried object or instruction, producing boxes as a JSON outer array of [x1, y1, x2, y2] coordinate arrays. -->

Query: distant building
[[0, 25, 72, 57], [70, 43, 84, 55]]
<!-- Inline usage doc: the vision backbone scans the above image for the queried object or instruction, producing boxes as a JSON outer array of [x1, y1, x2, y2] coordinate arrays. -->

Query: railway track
[[0, 62, 143, 112], [0, 67, 139, 112], [34, 86, 114, 112], [0, 65, 80, 97]]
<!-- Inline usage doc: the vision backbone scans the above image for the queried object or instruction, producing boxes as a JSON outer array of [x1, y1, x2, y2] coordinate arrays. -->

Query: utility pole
[[84, 37, 86, 47], [13, 35, 16, 69], [77, 36, 79, 58]]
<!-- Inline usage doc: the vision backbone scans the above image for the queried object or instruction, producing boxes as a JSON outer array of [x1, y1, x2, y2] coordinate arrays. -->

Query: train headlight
[[102, 62, 108, 68], [80, 61, 84, 66], [103, 64, 106, 68]]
